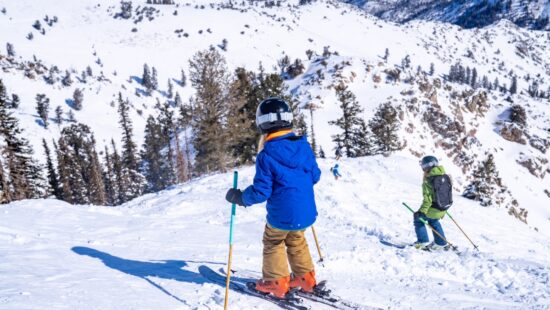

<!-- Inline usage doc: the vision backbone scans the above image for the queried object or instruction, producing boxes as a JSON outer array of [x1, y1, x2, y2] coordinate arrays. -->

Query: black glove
[[414, 211, 423, 221], [225, 188, 245, 206]]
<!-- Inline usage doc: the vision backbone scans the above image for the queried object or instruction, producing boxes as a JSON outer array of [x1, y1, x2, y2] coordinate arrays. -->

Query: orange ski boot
[[290, 271, 316, 293], [255, 276, 290, 299]]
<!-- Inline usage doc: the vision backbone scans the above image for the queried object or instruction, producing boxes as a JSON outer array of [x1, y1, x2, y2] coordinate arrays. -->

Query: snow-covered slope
[[0, 2, 550, 302], [356, 0, 550, 30], [1, 156, 549, 309]]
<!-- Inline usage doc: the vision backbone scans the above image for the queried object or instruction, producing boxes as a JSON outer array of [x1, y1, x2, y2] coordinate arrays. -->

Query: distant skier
[[330, 163, 342, 180], [413, 156, 453, 250], [318, 147, 326, 159], [334, 147, 342, 160], [225, 97, 321, 299]]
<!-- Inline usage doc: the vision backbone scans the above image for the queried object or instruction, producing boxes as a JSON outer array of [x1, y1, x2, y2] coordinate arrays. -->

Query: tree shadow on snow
[[72, 246, 219, 304]]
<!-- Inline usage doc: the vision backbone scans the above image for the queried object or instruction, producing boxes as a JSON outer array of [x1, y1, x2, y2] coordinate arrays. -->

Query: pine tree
[[510, 76, 518, 94], [429, 63, 435, 76], [55, 105, 63, 125], [86, 134, 107, 205], [174, 127, 188, 183], [6, 42, 15, 57], [110, 140, 126, 204], [328, 83, 370, 158], [102, 145, 117, 206], [151, 67, 159, 91], [10, 94, 20, 109], [471, 68, 478, 88], [174, 92, 182, 106], [57, 123, 105, 205], [167, 79, 174, 99], [36, 93, 50, 128], [369, 102, 403, 155], [62, 70, 73, 87], [226, 67, 258, 165], [42, 139, 61, 199], [141, 116, 165, 192], [117, 94, 146, 200], [142, 64, 151, 91], [305, 103, 318, 156], [158, 102, 176, 186], [383, 48, 389, 63], [73, 88, 83, 110], [0, 79, 45, 202], [463, 154, 502, 206], [180, 69, 187, 87], [188, 49, 230, 174]]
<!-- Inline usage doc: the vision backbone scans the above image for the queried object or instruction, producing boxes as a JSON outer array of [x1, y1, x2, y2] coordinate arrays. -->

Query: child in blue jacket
[[226, 97, 321, 298]]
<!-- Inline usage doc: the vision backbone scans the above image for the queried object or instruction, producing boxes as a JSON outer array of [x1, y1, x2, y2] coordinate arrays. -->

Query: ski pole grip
[[403, 202, 429, 225]]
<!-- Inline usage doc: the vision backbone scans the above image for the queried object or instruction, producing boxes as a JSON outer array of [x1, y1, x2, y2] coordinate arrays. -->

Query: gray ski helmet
[[420, 155, 438, 171], [255, 97, 293, 134]]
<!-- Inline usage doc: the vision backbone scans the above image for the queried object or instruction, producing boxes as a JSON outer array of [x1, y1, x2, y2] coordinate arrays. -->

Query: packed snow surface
[[1, 156, 549, 309]]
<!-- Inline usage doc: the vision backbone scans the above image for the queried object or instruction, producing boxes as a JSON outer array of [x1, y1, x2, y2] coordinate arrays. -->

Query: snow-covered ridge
[[357, 0, 550, 30], [1, 156, 549, 308]]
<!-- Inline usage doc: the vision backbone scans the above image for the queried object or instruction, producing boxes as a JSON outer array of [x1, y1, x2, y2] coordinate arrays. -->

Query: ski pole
[[224, 171, 238, 310], [402, 202, 457, 250], [311, 226, 324, 263], [447, 211, 479, 251]]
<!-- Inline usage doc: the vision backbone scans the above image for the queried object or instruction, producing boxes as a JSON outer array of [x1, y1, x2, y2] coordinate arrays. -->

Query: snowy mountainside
[[356, 0, 550, 30], [0, 1, 549, 239], [1, 156, 549, 309]]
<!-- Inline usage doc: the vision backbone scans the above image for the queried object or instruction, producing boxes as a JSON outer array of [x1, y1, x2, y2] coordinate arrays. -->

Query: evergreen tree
[[174, 127, 188, 183], [6, 42, 15, 57], [174, 92, 182, 106], [141, 116, 165, 192], [383, 48, 389, 63], [10, 94, 20, 109], [55, 105, 63, 125], [117, 93, 146, 200], [110, 140, 126, 204], [305, 103, 318, 156], [471, 68, 478, 88], [157, 102, 176, 186], [369, 102, 403, 155], [151, 67, 159, 91], [328, 83, 370, 158], [62, 70, 73, 87], [188, 49, 230, 174], [463, 154, 502, 206], [226, 67, 258, 165], [142, 64, 151, 91], [510, 76, 518, 94], [42, 139, 61, 199], [73, 88, 83, 110], [57, 123, 106, 205], [102, 145, 117, 206], [167, 79, 174, 99], [0, 79, 44, 202], [429, 63, 435, 76], [35, 93, 50, 128], [180, 69, 187, 87]]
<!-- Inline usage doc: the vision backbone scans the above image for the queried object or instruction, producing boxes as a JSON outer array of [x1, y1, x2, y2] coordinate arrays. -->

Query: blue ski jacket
[[242, 132, 321, 231]]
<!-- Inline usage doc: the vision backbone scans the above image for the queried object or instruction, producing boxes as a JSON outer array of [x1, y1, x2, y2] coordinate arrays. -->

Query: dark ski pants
[[414, 214, 447, 245]]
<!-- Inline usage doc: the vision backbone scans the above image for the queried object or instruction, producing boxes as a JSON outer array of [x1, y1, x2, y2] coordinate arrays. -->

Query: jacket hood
[[263, 134, 311, 169], [428, 165, 446, 176]]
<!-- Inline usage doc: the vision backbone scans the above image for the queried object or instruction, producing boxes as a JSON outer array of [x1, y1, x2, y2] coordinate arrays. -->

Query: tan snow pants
[[262, 224, 315, 280]]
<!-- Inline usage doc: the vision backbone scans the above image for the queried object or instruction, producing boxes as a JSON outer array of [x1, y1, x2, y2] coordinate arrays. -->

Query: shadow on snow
[[72, 246, 222, 304]]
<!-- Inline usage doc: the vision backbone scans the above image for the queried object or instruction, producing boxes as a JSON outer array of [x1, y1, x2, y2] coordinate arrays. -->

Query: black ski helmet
[[255, 97, 293, 134], [420, 155, 439, 171]]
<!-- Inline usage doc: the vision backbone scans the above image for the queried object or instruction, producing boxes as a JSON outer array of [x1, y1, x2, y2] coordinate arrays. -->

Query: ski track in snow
[[0, 156, 549, 309]]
